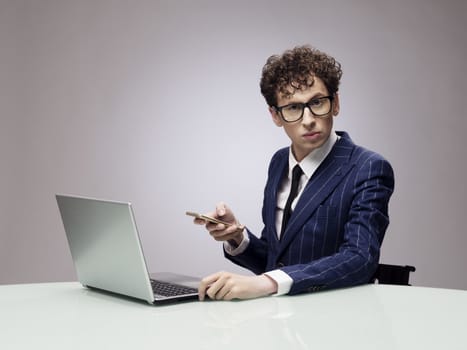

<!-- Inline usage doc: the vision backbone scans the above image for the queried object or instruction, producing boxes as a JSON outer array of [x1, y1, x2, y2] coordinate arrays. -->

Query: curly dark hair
[[260, 45, 343, 107]]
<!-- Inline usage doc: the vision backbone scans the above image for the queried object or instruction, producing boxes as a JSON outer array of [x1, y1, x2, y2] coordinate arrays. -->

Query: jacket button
[[308, 285, 323, 292]]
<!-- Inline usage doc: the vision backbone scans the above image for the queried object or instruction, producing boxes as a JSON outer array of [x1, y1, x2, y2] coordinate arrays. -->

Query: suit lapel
[[277, 133, 356, 256], [265, 149, 288, 243]]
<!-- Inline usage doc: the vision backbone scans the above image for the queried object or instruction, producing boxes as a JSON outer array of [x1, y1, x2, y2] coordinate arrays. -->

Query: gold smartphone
[[185, 211, 232, 226]]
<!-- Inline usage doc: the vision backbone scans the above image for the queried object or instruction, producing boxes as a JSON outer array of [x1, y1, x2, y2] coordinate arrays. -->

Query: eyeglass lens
[[281, 97, 331, 122]]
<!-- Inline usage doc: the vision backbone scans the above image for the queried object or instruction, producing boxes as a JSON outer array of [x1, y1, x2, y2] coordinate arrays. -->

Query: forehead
[[277, 76, 329, 105]]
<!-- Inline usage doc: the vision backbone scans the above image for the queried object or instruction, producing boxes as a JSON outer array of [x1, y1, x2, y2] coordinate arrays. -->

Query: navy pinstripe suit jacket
[[226, 131, 394, 295]]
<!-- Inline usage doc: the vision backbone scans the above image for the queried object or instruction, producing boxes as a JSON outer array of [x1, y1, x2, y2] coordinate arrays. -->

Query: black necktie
[[280, 165, 303, 237]]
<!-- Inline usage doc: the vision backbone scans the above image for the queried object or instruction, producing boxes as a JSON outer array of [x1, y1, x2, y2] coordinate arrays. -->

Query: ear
[[269, 106, 283, 127], [332, 93, 340, 116]]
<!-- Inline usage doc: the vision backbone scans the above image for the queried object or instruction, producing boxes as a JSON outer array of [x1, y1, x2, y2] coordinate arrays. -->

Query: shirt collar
[[288, 131, 339, 179]]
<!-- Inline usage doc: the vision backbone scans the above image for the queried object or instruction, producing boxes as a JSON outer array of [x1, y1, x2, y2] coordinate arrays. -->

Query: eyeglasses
[[274, 96, 334, 123]]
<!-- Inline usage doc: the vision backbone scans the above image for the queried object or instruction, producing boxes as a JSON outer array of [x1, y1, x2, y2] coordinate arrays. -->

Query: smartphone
[[185, 211, 232, 226]]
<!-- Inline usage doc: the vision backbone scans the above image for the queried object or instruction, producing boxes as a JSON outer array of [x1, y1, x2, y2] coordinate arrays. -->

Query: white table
[[1, 282, 466, 349]]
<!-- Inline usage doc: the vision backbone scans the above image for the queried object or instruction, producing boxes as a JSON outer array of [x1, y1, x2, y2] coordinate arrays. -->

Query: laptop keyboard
[[150, 279, 198, 297]]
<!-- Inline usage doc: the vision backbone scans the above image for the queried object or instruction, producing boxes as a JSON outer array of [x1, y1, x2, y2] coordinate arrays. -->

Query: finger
[[210, 228, 237, 242], [193, 218, 206, 225], [198, 277, 214, 301], [205, 273, 231, 300], [235, 223, 245, 231], [210, 223, 242, 238], [216, 202, 227, 217], [227, 223, 244, 234], [205, 221, 226, 231], [222, 290, 235, 301], [198, 280, 209, 301], [199, 272, 222, 300], [216, 283, 233, 300], [206, 278, 225, 300]]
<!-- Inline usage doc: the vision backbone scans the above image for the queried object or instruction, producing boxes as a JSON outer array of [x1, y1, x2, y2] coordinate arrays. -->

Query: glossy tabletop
[[1, 282, 466, 349]]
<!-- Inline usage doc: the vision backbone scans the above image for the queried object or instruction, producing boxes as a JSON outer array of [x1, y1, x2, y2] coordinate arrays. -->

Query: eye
[[284, 103, 303, 112], [308, 98, 323, 107]]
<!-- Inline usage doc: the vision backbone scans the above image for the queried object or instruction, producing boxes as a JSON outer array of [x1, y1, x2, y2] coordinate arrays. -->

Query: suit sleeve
[[282, 155, 394, 294]]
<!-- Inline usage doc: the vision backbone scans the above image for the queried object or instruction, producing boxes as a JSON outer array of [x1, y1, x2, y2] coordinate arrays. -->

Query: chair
[[372, 263, 416, 286]]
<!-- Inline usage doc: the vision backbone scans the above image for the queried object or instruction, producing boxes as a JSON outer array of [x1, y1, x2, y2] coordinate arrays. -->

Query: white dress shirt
[[225, 131, 339, 295]]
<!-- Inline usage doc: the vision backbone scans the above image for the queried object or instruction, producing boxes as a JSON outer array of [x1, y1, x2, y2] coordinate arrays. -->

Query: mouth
[[303, 131, 321, 140]]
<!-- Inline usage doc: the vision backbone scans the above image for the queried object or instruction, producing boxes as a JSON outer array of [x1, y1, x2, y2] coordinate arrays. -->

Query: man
[[194, 45, 394, 300]]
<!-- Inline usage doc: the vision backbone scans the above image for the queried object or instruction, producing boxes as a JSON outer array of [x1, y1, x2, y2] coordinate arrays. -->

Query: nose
[[301, 106, 316, 125]]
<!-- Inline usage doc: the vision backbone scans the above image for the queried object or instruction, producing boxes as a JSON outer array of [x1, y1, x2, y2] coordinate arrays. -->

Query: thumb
[[216, 202, 227, 216]]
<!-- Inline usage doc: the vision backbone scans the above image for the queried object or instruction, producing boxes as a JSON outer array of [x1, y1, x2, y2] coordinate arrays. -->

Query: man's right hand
[[193, 202, 244, 246]]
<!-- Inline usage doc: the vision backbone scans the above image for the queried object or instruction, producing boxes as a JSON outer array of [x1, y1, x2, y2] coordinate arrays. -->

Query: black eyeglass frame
[[273, 95, 335, 123]]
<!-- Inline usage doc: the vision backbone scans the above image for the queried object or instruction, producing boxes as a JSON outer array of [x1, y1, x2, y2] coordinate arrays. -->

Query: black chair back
[[372, 264, 416, 285]]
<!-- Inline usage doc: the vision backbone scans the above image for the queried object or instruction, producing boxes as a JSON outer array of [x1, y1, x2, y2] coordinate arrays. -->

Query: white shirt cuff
[[264, 269, 293, 296], [223, 229, 250, 256]]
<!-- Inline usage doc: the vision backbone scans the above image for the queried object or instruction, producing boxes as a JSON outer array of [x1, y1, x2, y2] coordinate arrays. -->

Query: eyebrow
[[281, 92, 328, 105]]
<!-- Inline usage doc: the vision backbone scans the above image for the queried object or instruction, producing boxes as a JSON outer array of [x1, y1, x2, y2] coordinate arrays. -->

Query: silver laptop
[[56, 194, 200, 304]]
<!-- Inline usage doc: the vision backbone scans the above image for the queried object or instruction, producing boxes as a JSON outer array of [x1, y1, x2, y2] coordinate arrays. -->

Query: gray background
[[1, 0, 466, 290]]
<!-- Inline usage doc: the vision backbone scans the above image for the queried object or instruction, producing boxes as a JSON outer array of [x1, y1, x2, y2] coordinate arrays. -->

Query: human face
[[269, 77, 340, 162]]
